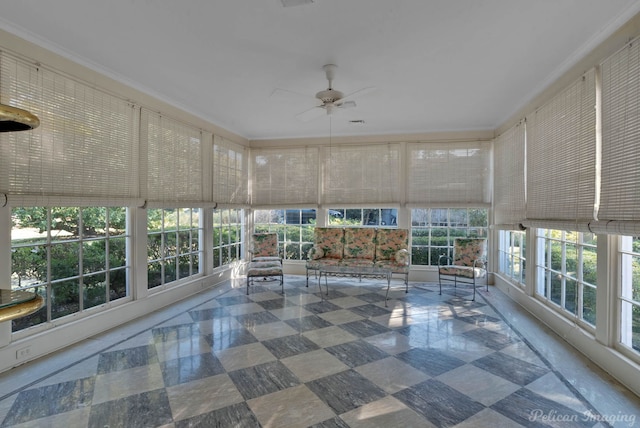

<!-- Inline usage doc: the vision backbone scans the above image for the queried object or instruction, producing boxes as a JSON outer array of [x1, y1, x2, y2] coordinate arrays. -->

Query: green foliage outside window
[[411, 208, 488, 266], [11, 207, 129, 331]]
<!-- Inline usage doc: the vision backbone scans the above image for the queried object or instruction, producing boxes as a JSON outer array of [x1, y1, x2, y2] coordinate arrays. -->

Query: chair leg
[[471, 276, 476, 301]]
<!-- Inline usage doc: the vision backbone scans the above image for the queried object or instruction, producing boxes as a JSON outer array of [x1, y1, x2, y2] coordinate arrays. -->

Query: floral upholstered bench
[[306, 227, 410, 291]]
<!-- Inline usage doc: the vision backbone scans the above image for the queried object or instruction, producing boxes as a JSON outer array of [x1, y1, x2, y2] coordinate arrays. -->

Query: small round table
[[0, 289, 44, 323]]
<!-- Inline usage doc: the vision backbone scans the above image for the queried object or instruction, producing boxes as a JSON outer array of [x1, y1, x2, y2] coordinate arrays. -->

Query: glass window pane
[[621, 301, 640, 353], [51, 279, 80, 320], [109, 237, 127, 269], [178, 231, 191, 255], [84, 272, 107, 309], [179, 255, 192, 279], [583, 245, 597, 286], [83, 241, 106, 274], [564, 278, 577, 314], [469, 209, 488, 227], [450, 209, 467, 227], [108, 207, 127, 236], [164, 260, 177, 284], [163, 209, 178, 230], [50, 242, 80, 281], [165, 232, 177, 257], [148, 233, 162, 261], [431, 209, 448, 226], [12, 286, 47, 332], [110, 267, 128, 301], [550, 240, 562, 272], [83, 207, 107, 238], [148, 261, 162, 288], [51, 207, 80, 241], [148, 209, 163, 231], [583, 284, 597, 325], [12, 245, 47, 289], [550, 275, 562, 305], [11, 207, 48, 245]]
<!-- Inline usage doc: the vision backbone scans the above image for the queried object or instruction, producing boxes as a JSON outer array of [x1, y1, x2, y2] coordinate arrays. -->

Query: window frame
[[498, 229, 526, 286], [410, 208, 488, 267], [10, 206, 131, 333], [147, 208, 203, 289], [535, 229, 597, 328], [212, 208, 244, 268], [619, 236, 640, 356]]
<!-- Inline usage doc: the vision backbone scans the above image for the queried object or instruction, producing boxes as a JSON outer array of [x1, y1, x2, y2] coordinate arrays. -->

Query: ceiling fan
[[293, 64, 375, 122]]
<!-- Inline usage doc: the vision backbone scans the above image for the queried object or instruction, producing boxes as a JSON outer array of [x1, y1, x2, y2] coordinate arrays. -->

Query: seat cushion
[[374, 259, 410, 273], [339, 258, 375, 268], [439, 265, 486, 279], [306, 258, 342, 270]]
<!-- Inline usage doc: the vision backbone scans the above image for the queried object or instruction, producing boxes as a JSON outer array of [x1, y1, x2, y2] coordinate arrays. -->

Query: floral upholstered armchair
[[246, 232, 283, 295], [438, 238, 487, 301]]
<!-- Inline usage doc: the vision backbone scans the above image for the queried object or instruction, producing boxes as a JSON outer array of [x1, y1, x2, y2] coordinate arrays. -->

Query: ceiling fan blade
[[295, 105, 326, 122], [336, 100, 356, 109], [270, 87, 315, 102], [338, 86, 376, 103]]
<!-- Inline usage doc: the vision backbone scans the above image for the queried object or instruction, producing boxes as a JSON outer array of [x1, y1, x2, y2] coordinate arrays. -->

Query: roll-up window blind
[[213, 135, 249, 206], [494, 122, 526, 227], [406, 141, 490, 206], [526, 68, 596, 229], [142, 109, 202, 204], [599, 37, 640, 226], [323, 144, 400, 205], [251, 146, 318, 206], [0, 52, 139, 202]]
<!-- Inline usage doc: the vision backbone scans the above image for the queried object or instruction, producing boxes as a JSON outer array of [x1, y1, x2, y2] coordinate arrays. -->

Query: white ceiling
[[0, 0, 639, 140]]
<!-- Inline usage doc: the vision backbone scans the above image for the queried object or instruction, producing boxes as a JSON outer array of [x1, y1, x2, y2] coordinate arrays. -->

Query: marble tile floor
[[0, 275, 639, 427]]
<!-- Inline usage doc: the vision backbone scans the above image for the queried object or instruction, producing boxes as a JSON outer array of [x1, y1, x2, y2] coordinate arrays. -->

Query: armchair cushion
[[313, 227, 345, 259], [344, 228, 376, 260], [453, 238, 487, 267], [250, 232, 280, 259], [375, 228, 409, 261]]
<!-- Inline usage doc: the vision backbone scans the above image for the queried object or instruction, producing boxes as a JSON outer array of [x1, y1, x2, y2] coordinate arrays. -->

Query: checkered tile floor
[[0, 275, 637, 427]]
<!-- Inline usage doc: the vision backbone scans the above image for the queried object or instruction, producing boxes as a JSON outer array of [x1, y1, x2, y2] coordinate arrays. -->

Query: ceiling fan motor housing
[[316, 88, 344, 104]]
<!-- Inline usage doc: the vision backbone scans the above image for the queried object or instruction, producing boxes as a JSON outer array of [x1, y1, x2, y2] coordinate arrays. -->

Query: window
[[498, 230, 526, 285], [328, 208, 397, 227], [620, 236, 640, 354], [253, 209, 314, 261], [10, 207, 129, 331], [148, 208, 202, 288], [411, 208, 488, 266], [212, 208, 243, 268], [535, 230, 597, 326]]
